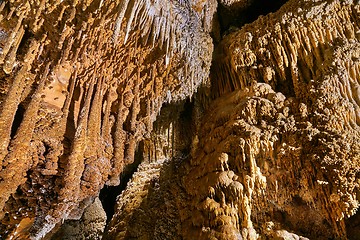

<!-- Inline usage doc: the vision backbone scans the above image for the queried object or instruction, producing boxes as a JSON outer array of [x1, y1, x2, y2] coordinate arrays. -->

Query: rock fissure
[[99, 147, 142, 223]]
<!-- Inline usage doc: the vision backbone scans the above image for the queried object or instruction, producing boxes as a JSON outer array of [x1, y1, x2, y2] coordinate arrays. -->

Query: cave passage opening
[[99, 143, 144, 222], [99, 98, 195, 222], [217, 0, 290, 35]]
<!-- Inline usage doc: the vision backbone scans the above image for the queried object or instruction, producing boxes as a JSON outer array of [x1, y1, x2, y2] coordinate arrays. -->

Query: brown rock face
[[0, 0, 359, 239], [0, 0, 216, 238], [107, 0, 360, 240], [52, 197, 107, 240]]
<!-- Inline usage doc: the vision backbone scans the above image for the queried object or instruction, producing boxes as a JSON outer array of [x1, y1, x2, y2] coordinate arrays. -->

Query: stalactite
[[61, 37, 74, 65], [1, 16, 25, 64], [0, 0, 215, 237], [110, 93, 126, 185], [85, 76, 103, 156], [0, 39, 40, 166], [112, 0, 131, 43], [59, 69, 77, 131], [101, 82, 116, 144], [3, 27, 24, 74], [0, 62, 49, 218], [81, 75, 108, 198], [56, 71, 96, 212]]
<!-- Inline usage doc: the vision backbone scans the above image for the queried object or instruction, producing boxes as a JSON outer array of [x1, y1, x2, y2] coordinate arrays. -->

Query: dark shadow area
[[346, 211, 360, 240], [217, 0, 289, 35], [10, 104, 25, 138], [103, 156, 186, 240], [99, 142, 144, 222], [152, 99, 195, 158], [17, 29, 34, 58], [100, 97, 196, 224], [243, 0, 289, 24]]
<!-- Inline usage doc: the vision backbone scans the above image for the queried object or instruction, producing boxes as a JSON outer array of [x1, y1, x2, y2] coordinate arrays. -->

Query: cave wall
[[107, 0, 360, 239], [0, 0, 216, 238], [0, 0, 359, 239]]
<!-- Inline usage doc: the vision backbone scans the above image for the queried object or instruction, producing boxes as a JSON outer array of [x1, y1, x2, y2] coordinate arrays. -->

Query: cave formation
[[0, 0, 359, 239]]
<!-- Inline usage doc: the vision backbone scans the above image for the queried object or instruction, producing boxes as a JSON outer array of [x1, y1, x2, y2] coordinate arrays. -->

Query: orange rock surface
[[0, 0, 359, 239]]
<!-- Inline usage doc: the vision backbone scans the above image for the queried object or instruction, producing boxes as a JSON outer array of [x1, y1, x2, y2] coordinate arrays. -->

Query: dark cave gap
[[12, 27, 35, 61], [99, 142, 144, 222], [10, 105, 25, 138], [242, 0, 289, 24], [100, 98, 195, 223], [217, 0, 289, 36], [153, 98, 195, 158]]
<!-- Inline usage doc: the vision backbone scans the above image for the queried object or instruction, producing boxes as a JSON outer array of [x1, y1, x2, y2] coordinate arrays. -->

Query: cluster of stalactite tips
[[0, 0, 359, 239]]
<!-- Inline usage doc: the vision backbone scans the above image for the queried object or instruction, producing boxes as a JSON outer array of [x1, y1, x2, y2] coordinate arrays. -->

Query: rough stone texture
[[104, 158, 184, 240], [219, 0, 252, 10], [104, 98, 198, 239], [52, 197, 107, 240], [0, 0, 359, 239], [182, 82, 358, 239], [191, 0, 360, 237], [0, 0, 216, 238], [107, 0, 360, 239]]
